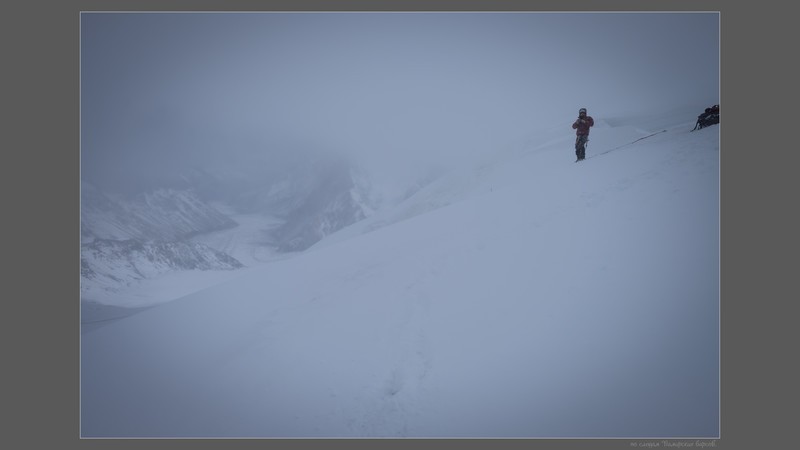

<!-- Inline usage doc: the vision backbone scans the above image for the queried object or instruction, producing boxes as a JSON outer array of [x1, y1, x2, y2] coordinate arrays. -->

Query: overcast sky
[[81, 12, 719, 193]]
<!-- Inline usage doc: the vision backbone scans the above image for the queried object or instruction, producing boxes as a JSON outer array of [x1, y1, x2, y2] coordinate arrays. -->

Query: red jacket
[[572, 115, 594, 136]]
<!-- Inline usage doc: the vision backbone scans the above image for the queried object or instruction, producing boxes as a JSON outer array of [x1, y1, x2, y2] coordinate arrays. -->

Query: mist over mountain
[[269, 158, 377, 251], [80, 150, 384, 302]]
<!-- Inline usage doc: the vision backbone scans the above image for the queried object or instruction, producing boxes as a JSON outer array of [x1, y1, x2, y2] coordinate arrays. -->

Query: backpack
[[692, 104, 719, 131]]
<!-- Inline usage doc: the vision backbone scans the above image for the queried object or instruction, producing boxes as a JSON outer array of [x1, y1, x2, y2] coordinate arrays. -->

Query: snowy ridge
[[82, 108, 719, 438], [81, 239, 243, 303], [80, 185, 243, 304]]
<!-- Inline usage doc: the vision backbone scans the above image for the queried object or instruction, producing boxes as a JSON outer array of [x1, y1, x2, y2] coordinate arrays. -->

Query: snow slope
[[81, 108, 719, 438]]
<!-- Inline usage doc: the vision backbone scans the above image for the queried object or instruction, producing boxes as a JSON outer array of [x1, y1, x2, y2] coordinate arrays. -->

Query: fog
[[81, 12, 719, 195]]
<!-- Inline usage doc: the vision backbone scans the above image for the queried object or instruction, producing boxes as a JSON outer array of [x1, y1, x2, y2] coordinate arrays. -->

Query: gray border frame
[[8, 0, 789, 448]]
